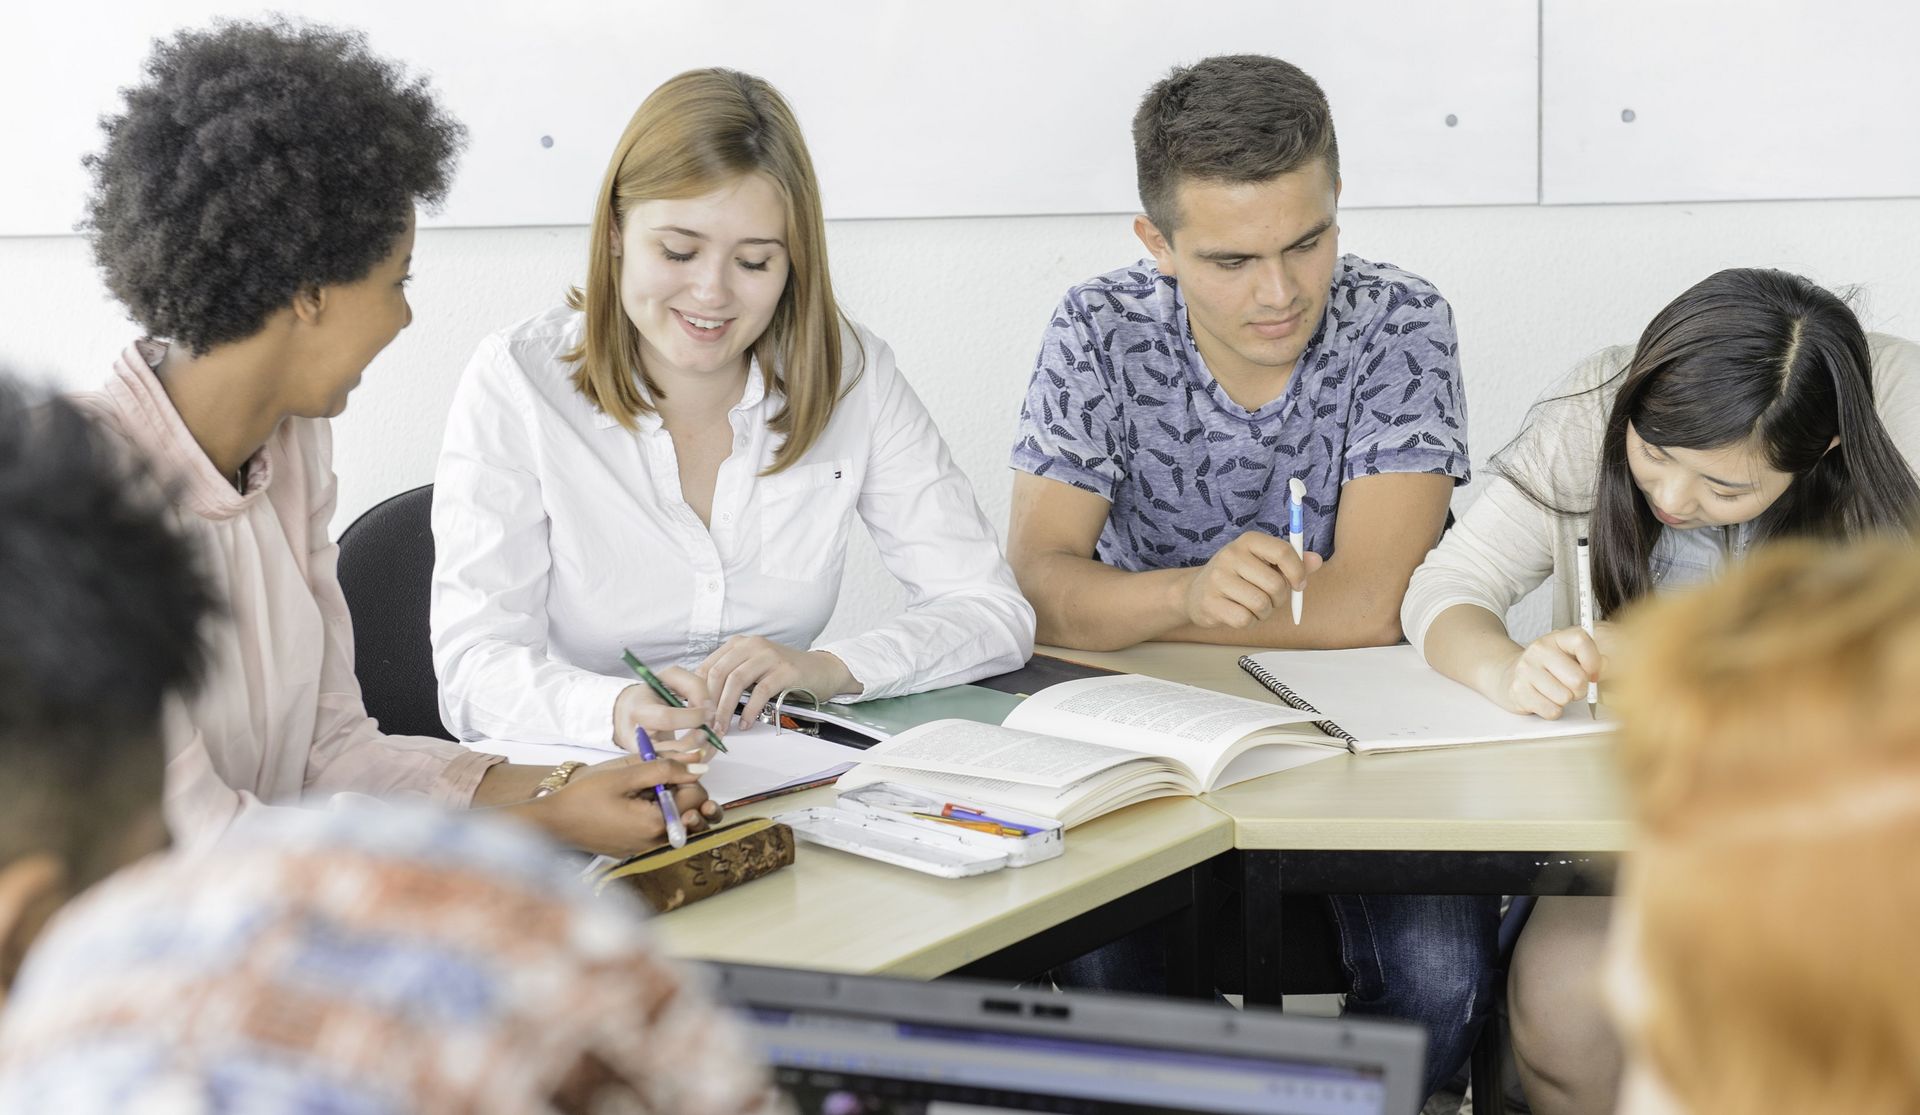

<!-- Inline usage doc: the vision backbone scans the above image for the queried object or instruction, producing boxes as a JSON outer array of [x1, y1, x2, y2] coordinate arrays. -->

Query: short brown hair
[[1609, 537, 1920, 1115], [566, 68, 852, 474], [1132, 54, 1339, 237]]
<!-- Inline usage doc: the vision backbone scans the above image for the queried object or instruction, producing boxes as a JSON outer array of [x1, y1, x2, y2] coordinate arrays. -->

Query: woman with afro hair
[[74, 17, 721, 857]]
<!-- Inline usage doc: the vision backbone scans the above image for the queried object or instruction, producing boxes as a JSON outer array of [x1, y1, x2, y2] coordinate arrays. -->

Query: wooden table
[[654, 640, 1627, 1043], [1037, 642, 1629, 1004], [651, 784, 1232, 987]]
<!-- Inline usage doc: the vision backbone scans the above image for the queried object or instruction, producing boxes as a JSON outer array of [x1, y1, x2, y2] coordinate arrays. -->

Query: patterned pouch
[[590, 817, 795, 913]]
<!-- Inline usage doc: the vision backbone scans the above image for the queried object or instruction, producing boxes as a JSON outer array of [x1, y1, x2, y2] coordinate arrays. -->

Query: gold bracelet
[[532, 760, 586, 799]]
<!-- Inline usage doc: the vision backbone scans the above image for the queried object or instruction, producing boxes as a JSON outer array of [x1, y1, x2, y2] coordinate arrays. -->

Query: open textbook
[[835, 675, 1337, 827]]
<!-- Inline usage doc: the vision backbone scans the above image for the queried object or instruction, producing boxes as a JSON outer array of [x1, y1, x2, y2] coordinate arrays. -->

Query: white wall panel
[[0, 0, 1539, 236], [1543, 0, 1920, 204]]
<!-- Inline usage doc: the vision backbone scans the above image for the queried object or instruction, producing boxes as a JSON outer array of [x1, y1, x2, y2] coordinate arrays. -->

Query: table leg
[[1161, 858, 1217, 999], [1240, 850, 1285, 1008]]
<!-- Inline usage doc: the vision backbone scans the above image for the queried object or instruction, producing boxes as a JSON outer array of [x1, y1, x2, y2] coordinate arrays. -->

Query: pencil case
[[590, 817, 795, 913], [775, 782, 1064, 878]]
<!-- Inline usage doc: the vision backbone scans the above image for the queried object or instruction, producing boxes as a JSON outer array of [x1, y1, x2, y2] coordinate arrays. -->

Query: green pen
[[621, 648, 729, 754]]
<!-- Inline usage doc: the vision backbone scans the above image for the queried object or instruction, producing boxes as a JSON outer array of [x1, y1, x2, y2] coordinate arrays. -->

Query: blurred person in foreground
[[0, 805, 787, 1114], [0, 373, 209, 1010], [1605, 536, 1920, 1115]]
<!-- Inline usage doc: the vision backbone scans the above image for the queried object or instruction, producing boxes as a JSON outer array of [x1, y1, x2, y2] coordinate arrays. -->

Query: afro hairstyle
[[83, 17, 467, 354]]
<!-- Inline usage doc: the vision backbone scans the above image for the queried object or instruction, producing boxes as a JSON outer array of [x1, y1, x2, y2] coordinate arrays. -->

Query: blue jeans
[[1053, 893, 1499, 1099]]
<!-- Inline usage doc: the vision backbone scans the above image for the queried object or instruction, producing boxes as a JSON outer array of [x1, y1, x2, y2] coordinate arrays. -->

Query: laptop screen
[[714, 965, 1418, 1115]]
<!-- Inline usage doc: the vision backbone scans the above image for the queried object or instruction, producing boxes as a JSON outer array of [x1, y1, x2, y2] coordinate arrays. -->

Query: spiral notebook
[[1238, 645, 1610, 754]]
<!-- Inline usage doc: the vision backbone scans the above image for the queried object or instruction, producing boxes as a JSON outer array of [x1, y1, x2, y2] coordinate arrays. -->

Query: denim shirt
[[1649, 522, 1749, 590]]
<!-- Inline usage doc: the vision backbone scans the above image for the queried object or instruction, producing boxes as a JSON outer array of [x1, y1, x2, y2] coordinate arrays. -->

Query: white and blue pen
[[634, 726, 688, 849], [1288, 476, 1307, 624]]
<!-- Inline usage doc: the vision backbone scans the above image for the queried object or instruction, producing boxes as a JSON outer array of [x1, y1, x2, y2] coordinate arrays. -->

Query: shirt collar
[[107, 339, 274, 521]]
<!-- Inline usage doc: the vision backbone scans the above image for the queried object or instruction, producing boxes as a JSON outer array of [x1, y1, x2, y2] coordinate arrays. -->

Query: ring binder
[[764, 687, 822, 735]]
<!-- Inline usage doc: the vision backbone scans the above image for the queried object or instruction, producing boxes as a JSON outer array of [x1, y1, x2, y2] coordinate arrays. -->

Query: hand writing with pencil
[[488, 754, 722, 858], [1491, 621, 1620, 719], [611, 664, 715, 752]]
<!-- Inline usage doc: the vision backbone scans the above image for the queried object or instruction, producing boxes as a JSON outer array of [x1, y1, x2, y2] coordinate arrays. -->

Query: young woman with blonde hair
[[1604, 537, 1920, 1115], [432, 69, 1033, 750]]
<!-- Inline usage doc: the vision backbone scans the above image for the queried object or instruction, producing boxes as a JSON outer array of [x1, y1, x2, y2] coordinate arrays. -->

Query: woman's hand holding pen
[[534, 755, 722, 858], [1492, 623, 1616, 719], [612, 665, 715, 751], [698, 635, 860, 734]]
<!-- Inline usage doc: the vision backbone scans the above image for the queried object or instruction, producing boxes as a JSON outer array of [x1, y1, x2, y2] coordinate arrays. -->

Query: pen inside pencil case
[[778, 782, 1067, 877], [839, 783, 1058, 841]]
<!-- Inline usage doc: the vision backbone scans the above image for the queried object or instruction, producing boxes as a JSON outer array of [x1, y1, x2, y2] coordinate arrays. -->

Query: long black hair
[[1502, 268, 1920, 617]]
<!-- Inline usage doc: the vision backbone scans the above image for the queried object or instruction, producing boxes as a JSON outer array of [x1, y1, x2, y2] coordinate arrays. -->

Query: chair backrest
[[335, 483, 454, 741]]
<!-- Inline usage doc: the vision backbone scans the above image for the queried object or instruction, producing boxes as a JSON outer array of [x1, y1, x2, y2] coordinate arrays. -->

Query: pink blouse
[[73, 342, 500, 848]]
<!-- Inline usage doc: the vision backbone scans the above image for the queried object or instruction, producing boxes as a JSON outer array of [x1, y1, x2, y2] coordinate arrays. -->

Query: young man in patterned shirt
[[1008, 55, 1493, 1099]]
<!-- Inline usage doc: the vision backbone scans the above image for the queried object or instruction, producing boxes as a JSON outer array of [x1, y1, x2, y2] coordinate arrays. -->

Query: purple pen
[[634, 726, 687, 849]]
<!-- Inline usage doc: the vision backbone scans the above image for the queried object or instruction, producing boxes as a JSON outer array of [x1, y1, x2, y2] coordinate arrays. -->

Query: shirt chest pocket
[[756, 458, 858, 581]]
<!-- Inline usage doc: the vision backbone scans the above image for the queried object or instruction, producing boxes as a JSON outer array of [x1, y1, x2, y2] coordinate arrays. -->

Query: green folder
[[781, 684, 1023, 746]]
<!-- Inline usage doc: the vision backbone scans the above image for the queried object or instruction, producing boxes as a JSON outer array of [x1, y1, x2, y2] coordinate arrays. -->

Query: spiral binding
[[1235, 655, 1359, 746]]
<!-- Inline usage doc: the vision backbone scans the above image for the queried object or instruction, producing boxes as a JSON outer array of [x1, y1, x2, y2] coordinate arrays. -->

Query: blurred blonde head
[[565, 67, 848, 473], [1607, 537, 1920, 1115]]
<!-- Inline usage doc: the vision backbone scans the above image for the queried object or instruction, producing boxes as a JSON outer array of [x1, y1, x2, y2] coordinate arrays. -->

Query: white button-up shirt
[[430, 306, 1034, 748]]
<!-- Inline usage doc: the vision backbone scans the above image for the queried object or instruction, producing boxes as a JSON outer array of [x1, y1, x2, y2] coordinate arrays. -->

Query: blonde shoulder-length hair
[[1609, 536, 1920, 1115], [564, 68, 856, 474]]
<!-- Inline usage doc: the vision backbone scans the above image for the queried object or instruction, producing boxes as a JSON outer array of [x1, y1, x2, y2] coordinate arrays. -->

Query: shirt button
[[719, 511, 733, 524], [706, 580, 719, 592]]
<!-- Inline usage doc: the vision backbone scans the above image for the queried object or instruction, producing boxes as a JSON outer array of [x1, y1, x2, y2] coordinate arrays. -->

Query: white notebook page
[[474, 722, 865, 805], [1241, 645, 1611, 751]]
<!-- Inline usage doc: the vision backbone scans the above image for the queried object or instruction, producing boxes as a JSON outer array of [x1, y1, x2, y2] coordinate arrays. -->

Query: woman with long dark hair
[[1409, 267, 1918, 720], [1402, 267, 1920, 1115]]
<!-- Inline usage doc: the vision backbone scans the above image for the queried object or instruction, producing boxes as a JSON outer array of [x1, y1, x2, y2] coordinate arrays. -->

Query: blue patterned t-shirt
[[1012, 255, 1470, 570]]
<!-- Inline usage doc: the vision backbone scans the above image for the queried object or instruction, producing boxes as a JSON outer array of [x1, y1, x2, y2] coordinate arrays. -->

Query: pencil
[[910, 811, 1026, 837], [1575, 536, 1599, 716], [621, 648, 729, 754]]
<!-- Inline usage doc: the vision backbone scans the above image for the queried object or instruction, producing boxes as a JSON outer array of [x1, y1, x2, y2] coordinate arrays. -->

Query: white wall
[[2, 0, 1539, 233], [6, 197, 1920, 642]]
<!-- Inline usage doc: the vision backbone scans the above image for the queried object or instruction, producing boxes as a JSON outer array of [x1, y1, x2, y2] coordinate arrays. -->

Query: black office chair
[[336, 483, 456, 741]]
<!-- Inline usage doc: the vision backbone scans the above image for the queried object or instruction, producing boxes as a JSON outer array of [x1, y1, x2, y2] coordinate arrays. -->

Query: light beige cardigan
[[1402, 334, 1920, 656]]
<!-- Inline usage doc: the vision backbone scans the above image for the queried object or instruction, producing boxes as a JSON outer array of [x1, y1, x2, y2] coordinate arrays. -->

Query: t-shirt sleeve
[[1010, 290, 1126, 500], [1342, 287, 1471, 485]]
